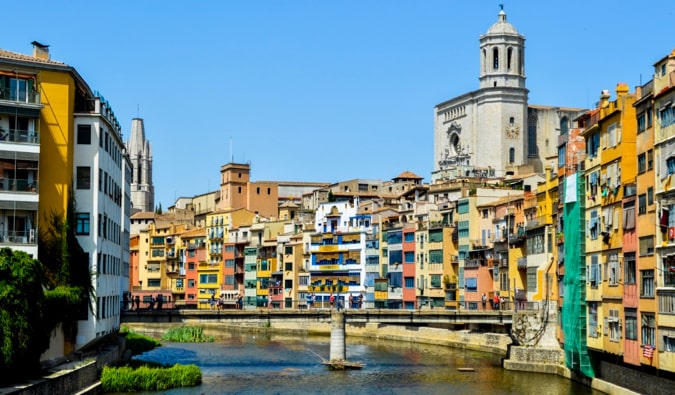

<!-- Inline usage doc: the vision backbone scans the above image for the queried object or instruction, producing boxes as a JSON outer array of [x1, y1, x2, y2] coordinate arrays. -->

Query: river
[[124, 329, 600, 395]]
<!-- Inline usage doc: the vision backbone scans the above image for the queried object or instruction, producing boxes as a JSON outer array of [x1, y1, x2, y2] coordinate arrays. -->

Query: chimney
[[31, 41, 50, 60]]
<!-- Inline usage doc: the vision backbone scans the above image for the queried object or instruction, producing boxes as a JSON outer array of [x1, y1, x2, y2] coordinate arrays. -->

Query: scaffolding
[[561, 173, 594, 377]]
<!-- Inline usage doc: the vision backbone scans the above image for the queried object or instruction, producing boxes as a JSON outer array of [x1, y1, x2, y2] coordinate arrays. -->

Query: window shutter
[[603, 317, 608, 336]]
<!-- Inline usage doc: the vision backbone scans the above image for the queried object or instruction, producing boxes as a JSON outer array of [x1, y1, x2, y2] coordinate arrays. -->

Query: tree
[[155, 203, 163, 214], [0, 248, 49, 383]]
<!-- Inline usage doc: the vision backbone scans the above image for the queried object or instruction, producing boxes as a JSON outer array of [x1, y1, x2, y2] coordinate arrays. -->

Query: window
[[660, 106, 675, 128], [225, 259, 234, 268], [639, 236, 654, 257], [648, 187, 654, 205], [659, 292, 675, 313], [404, 232, 414, 242], [637, 112, 646, 132], [588, 302, 598, 337], [188, 279, 195, 288], [76, 166, 90, 189], [667, 157, 675, 175], [527, 267, 537, 292], [560, 116, 569, 135], [624, 253, 636, 285], [625, 309, 637, 341], [527, 231, 545, 255], [464, 277, 476, 291], [588, 132, 600, 158], [638, 153, 646, 173], [429, 249, 443, 264], [429, 229, 443, 243], [558, 145, 566, 168], [608, 253, 619, 285], [405, 277, 415, 288], [388, 250, 402, 265], [148, 279, 160, 287], [493, 47, 499, 69], [648, 149, 653, 170], [641, 270, 654, 297], [664, 258, 675, 287], [404, 251, 414, 263], [641, 313, 655, 346], [528, 113, 538, 157], [608, 309, 620, 342], [199, 274, 218, 284], [638, 194, 647, 215], [75, 213, 90, 235], [589, 254, 600, 287], [77, 125, 91, 144]]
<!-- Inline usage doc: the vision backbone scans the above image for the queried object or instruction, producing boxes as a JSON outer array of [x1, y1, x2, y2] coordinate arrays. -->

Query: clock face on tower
[[506, 123, 520, 138]]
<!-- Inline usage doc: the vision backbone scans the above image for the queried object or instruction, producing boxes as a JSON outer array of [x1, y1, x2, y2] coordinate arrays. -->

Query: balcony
[[0, 128, 39, 144], [0, 230, 36, 244], [0, 85, 40, 105], [526, 215, 551, 230], [517, 257, 527, 270], [0, 178, 38, 193], [465, 259, 482, 268]]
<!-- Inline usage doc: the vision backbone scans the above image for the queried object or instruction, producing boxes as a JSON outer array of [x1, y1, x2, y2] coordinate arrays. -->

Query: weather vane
[[500, 4, 504, 11]]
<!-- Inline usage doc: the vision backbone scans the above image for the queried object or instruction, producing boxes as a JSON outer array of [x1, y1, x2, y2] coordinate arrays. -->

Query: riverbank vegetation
[[161, 326, 214, 342], [0, 199, 95, 386], [120, 326, 161, 355], [100, 363, 202, 392]]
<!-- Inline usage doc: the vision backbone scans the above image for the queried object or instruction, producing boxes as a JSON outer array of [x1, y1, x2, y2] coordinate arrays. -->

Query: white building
[[73, 96, 131, 348]]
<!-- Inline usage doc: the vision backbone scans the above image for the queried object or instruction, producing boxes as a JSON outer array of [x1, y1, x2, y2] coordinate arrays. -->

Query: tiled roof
[[394, 171, 423, 180], [0, 48, 66, 66], [131, 211, 156, 220]]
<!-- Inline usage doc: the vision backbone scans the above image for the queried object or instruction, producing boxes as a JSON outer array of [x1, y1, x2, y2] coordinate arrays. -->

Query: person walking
[[134, 295, 140, 311], [481, 293, 487, 310]]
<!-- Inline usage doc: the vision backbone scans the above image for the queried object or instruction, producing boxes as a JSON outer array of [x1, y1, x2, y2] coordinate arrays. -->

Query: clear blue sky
[[4, 1, 674, 208]]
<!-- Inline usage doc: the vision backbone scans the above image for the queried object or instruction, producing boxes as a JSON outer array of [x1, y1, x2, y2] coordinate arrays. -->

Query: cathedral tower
[[126, 118, 154, 213]]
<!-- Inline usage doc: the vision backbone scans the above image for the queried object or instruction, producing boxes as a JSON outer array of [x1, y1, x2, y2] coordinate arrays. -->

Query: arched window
[[493, 48, 499, 70], [560, 116, 569, 135], [509, 147, 515, 163], [507, 48, 513, 70], [482, 49, 487, 73]]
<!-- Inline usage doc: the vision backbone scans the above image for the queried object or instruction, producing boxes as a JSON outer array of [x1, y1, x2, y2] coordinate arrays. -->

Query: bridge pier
[[330, 311, 346, 361]]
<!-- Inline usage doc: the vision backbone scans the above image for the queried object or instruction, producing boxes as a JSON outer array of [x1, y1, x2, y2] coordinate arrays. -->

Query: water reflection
[[126, 331, 598, 395]]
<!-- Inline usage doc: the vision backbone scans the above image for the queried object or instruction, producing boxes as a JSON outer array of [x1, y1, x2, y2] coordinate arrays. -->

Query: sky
[[3, 1, 674, 208]]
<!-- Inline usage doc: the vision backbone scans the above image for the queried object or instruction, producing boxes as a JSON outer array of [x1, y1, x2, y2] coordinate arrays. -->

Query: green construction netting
[[561, 173, 594, 378]]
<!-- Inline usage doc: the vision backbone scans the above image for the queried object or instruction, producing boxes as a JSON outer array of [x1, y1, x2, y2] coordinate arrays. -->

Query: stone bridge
[[121, 308, 514, 330]]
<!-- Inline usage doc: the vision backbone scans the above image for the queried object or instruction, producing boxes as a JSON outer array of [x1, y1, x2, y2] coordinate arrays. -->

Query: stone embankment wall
[[7, 341, 122, 395]]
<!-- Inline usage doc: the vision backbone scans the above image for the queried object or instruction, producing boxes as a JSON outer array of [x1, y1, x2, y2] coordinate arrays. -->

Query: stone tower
[[433, 7, 529, 181], [126, 118, 154, 213]]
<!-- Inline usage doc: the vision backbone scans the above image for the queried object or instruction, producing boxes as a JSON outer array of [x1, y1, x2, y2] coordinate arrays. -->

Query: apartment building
[[0, 42, 131, 352], [653, 50, 675, 371]]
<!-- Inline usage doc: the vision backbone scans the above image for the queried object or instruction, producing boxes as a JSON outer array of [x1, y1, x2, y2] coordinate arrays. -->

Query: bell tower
[[479, 7, 526, 89]]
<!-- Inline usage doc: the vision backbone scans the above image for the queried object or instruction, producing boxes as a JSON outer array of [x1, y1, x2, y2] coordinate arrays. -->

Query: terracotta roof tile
[[0, 48, 66, 66]]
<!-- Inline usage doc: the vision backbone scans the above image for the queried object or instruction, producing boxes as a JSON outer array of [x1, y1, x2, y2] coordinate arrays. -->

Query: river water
[[127, 330, 599, 395]]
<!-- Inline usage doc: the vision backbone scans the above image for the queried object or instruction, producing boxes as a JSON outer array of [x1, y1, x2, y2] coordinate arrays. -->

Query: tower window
[[507, 48, 512, 70], [560, 117, 569, 135], [238, 186, 242, 193], [509, 148, 515, 163], [482, 49, 487, 73], [509, 117, 515, 125], [493, 48, 499, 70]]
